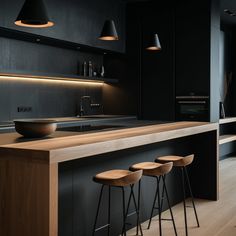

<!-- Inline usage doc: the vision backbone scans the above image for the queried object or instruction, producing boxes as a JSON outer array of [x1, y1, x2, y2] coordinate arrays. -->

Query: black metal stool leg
[[122, 182, 143, 236], [157, 177, 162, 236], [162, 176, 178, 236], [92, 185, 105, 236], [122, 187, 127, 236], [160, 175, 165, 211], [125, 187, 133, 218], [181, 167, 188, 236], [107, 186, 111, 236], [138, 180, 142, 235], [122, 185, 133, 235], [147, 176, 159, 229], [184, 167, 200, 227], [130, 183, 143, 236]]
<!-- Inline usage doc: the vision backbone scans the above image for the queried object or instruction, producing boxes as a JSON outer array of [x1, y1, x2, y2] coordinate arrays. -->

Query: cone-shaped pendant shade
[[15, 0, 54, 28], [99, 20, 118, 40], [146, 34, 161, 51]]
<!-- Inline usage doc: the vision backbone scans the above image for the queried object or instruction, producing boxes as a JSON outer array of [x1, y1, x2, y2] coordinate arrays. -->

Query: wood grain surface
[[0, 155, 58, 236], [0, 122, 218, 164]]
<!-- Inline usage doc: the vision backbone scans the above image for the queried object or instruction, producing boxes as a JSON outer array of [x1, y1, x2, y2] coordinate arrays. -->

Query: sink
[[57, 124, 125, 132]]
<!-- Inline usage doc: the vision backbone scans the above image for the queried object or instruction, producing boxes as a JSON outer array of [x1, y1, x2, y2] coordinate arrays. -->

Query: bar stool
[[92, 169, 143, 236], [130, 162, 177, 236], [156, 154, 200, 236]]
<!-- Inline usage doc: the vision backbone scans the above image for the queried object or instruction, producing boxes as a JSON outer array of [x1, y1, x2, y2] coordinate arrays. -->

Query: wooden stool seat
[[93, 169, 143, 187], [156, 154, 194, 167], [130, 162, 173, 176]]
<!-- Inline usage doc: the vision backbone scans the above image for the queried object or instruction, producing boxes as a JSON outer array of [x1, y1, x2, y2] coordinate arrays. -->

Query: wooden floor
[[128, 157, 236, 236]]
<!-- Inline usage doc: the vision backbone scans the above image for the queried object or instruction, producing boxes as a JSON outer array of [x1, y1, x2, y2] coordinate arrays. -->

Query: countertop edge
[[49, 122, 218, 163]]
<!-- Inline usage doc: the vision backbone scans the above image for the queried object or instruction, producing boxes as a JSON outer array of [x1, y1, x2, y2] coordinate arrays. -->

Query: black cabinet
[[126, 3, 175, 121], [126, 0, 220, 122], [141, 10, 175, 120], [175, 1, 211, 96]]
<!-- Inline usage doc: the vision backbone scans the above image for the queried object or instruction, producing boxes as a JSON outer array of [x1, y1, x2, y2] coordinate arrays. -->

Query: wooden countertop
[[0, 121, 218, 164]]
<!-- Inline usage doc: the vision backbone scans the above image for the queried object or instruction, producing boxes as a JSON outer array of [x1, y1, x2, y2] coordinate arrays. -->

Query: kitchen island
[[0, 120, 218, 236]]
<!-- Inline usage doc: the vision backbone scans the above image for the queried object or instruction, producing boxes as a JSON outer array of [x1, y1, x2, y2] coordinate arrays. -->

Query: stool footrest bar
[[95, 223, 110, 232], [127, 211, 138, 217]]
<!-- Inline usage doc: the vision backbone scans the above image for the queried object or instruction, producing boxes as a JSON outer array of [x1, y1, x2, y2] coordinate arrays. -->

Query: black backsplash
[[0, 76, 103, 121]]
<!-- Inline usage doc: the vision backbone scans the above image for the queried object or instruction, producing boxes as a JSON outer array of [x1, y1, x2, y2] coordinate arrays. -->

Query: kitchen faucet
[[80, 96, 91, 116]]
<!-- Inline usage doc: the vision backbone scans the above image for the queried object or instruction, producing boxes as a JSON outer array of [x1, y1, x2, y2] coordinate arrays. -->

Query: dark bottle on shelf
[[83, 61, 87, 77], [88, 61, 93, 77]]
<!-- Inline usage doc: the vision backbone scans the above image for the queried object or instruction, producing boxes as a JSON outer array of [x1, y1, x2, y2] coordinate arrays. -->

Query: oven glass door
[[179, 101, 207, 114], [176, 101, 208, 121]]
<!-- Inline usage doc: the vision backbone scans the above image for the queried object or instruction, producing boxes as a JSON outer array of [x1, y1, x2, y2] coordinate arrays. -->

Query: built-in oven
[[175, 96, 209, 121]]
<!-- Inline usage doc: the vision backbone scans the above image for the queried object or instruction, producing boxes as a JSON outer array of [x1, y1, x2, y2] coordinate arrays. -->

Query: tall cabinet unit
[[175, 0, 220, 122], [126, 0, 220, 122], [126, 2, 175, 121]]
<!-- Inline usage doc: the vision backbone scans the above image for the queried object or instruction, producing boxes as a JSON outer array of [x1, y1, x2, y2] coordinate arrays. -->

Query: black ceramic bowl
[[14, 120, 57, 138]]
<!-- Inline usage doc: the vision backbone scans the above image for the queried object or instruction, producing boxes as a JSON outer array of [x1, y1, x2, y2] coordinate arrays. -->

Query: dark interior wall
[[0, 0, 127, 120], [219, 24, 236, 117], [0, 0, 126, 53], [219, 28, 233, 116], [230, 30, 236, 116], [102, 54, 135, 115], [0, 37, 104, 76], [210, 0, 220, 122], [0, 36, 104, 121]]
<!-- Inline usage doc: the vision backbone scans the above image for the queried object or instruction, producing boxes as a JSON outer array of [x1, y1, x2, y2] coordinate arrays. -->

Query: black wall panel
[[126, 2, 175, 121], [141, 7, 175, 121], [230, 31, 236, 117], [0, 37, 104, 121], [0, 75, 103, 121]]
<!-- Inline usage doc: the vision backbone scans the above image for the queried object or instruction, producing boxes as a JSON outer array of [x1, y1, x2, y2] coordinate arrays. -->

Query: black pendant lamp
[[15, 0, 54, 28], [99, 20, 118, 41], [146, 34, 161, 51]]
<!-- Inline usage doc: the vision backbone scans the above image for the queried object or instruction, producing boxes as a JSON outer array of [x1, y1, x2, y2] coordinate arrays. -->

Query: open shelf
[[0, 26, 125, 56], [219, 134, 236, 145], [0, 72, 119, 84], [219, 117, 236, 124]]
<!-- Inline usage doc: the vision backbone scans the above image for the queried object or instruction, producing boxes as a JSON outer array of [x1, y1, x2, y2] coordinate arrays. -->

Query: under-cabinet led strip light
[[0, 73, 104, 86]]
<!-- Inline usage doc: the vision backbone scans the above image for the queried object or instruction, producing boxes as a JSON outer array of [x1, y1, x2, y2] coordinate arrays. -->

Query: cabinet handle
[[178, 101, 206, 104]]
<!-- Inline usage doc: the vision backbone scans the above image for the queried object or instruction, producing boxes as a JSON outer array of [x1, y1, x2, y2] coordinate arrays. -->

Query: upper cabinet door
[[141, 8, 175, 121], [0, 0, 126, 53]]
